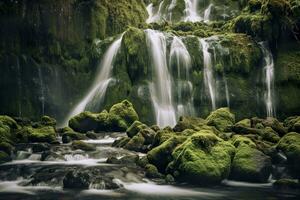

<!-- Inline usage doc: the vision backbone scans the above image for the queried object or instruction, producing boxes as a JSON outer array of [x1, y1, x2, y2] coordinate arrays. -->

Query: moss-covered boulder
[[69, 100, 139, 133], [0, 142, 14, 155], [62, 132, 88, 144], [0, 115, 18, 143], [231, 135, 257, 148], [109, 100, 139, 130], [145, 164, 163, 179], [230, 144, 272, 183], [69, 111, 102, 133], [171, 130, 235, 185], [152, 127, 175, 147], [173, 116, 206, 132], [71, 141, 96, 151], [236, 119, 251, 128], [147, 136, 187, 172], [206, 108, 235, 132], [126, 120, 147, 138], [16, 126, 57, 143], [262, 127, 281, 143], [276, 132, 300, 178], [41, 116, 56, 126], [262, 117, 287, 136], [284, 116, 300, 133], [124, 133, 145, 152], [273, 179, 300, 190]]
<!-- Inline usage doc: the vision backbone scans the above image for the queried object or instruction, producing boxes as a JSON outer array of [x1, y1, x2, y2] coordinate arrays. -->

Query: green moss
[[232, 135, 257, 148], [27, 126, 57, 143], [124, 133, 145, 152], [72, 140, 96, 151], [152, 127, 175, 146], [147, 136, 187, 172], [41, 115, 56, 126], [277, 132, 300, 164], [173, 116, 206, 132], [0, 142, 14, 155], [206, 107, 235, 132], [171, 130, 235, 185], [145, 164, 162, 178], [230, 145, 272, 182], [262, 127, 280, 143], [109, 99, 139, 128], [69, 111, 100, 133], [236, 119, 251, 127]]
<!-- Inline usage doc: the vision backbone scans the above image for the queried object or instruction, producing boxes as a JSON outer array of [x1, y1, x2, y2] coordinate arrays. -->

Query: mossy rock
[[152, 127, 175, 147], [173, 116, 206, 132], [139, 127, 156, 145], [230, 145, 272, 183], [124, 133, 145, 152], [231, 135, 257, 148], [72, 141, 96, 151], [206, 108, 235, 132], [0, 142, 14, 155], [262, 118, 287, 137], [262, 127, 281, 143], [109, 99, 139, 129], [235, 119, 251, 128], [147, 136, 187, 172], [41, 115, 56, 126], [0, 115, 18, 143], [69, 111, 100, 133], [126, 120, 148, 138], [0, 151, 11, 164], [145, 164, 163, 179], [62, 132, 88, 144], [17, 126, 57, 143], [276, 132, 300, 178], [112, 137, 131, 148], [284, 116, 300, 133], [171, 130, 235, 185]]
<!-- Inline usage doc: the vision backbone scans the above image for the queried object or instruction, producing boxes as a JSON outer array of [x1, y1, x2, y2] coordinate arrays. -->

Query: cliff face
[[0, 0, 147, 122], [0, 0, 299, 124]]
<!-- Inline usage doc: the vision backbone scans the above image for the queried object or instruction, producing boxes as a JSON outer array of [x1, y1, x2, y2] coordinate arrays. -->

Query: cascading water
[[200, 38, 217, 110], [203, 4, 213, 23], [184, 0, 202, 22], [146, 1, 165, 23], [260, 42, 275, 117], [37, 67, 45, 116], [145, 29, 176, 128], [169, 36, 195, 116], [63, 34, 124, 125]]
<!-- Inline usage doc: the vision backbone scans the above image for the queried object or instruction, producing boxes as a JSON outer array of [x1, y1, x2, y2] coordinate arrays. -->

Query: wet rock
[[276, 132, 300, 179], [16, 126, 57, 143], [126, 120, 147, 138], [206, 108, 235, 132], [284, 116, 300, 133], [145, 164, 163, 178], [32, 143, 50, 153], [63, 170, 91, 189], [0, 142, 14, 155], [112, 137, 130, 148], [173, 116, 206, 132], [165, 174, 175, 184], [124, 133, 145, 152], [71, 141, 96, 151], [86, 131, 98, 139], [171, 130, 235, 185], [262, 117, 287, 136], [230, 145, 272, 183], [40, 116, 56, 126], [139, 128, 156, 145], [62, 132, 87, 143]]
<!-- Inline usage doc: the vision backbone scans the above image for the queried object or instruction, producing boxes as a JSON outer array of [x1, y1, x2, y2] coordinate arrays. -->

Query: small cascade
[[260, 42, 275, 117], [204, 4, 213, 23], [63, 34, 124, 125], [167, 0, 177, 21], [146, 1, 165, 23], [169, 36, 195, 117], [37, 67, 45, 116], [16, 58, 22, 117], [145, 29, 176, 128], [200, 38, 217, 110], [184, 0, 202, 22]]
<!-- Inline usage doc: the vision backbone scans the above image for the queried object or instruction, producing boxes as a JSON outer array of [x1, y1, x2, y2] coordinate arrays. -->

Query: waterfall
[[146, 1, 165, 23], [16, 58, 22, 117], [169, 36, 195, 116], [200, 38, 217, 110], [63, 34, 124, 125], [145, 29, 176, 128], [259, 42, 275, 117], [37, 67, 45, 116], [167, 0, 177, 21], [184, 0, 202, 22], [203, 4, 213, 23]]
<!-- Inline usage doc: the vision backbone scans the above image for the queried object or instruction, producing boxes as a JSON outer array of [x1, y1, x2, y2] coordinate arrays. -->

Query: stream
[[0, 132, 299, 200]]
